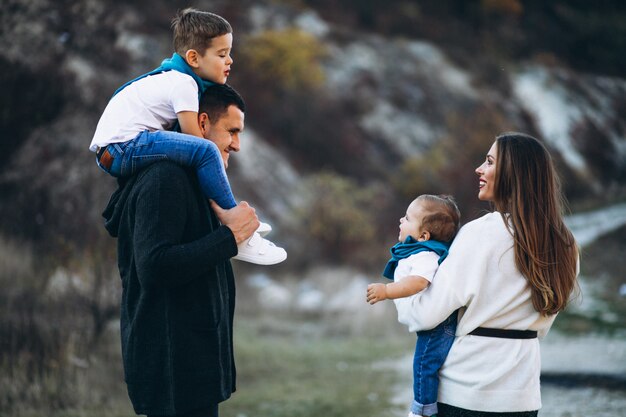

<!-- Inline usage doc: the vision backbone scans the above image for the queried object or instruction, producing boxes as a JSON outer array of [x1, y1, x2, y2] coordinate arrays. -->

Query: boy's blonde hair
[[171, 8, 232, 56], [416, 194, 461, 243]]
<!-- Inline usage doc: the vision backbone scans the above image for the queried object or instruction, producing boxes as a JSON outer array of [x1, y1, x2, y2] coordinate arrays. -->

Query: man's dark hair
[[199, 84, 246, 123]]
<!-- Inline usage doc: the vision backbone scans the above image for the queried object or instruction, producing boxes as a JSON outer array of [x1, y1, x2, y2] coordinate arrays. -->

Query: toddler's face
[[194, 33, 233, 84], [398, 200, 429, 242]]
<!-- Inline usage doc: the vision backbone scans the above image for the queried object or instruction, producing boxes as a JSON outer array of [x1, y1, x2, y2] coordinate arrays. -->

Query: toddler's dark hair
[[416, 194, 461, 243]]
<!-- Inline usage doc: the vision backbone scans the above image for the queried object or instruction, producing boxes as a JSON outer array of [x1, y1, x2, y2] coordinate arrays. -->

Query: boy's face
[[398, 200, 429, 242], [190, 33, 233, 84], [199, 104, 244, 169]]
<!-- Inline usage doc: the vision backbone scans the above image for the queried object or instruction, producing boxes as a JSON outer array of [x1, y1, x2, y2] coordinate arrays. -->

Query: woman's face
[[475, 142, 497, 201]]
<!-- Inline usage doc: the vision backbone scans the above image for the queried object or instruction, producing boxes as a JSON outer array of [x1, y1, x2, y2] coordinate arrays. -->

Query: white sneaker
[[257, 222, 272, 237], [233, 232, 287, 265]]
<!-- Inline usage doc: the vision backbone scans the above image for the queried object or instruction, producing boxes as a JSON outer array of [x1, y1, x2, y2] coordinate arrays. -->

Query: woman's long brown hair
[[494, 132, 578, 315]]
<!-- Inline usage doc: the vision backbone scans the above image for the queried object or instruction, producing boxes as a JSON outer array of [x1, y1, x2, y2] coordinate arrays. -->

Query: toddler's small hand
[[366, 283, 387, 305]]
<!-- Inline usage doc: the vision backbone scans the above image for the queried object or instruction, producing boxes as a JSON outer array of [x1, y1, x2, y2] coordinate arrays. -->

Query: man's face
[[200, 105, 244, 169]]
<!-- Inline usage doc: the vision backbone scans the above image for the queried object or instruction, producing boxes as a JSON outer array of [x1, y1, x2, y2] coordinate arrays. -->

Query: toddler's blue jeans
[[96, 130, 237, 209], [411, 311, 458, 417]]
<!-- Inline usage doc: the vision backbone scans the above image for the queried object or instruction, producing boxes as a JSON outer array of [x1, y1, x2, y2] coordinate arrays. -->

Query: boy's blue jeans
[[97, 130, 237, 209], [412, 311, 457, 416]]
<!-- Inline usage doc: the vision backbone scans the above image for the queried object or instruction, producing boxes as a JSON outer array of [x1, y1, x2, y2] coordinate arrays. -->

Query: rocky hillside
[[1, 0, 625, 270]]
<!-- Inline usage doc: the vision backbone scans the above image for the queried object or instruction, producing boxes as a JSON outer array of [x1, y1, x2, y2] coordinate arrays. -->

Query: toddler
[[367, 194, 460, 417]]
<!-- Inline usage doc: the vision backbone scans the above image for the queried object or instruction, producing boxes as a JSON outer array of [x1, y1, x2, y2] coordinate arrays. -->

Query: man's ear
[[184, 49, 200, 68], [198, 112, 211, 136]]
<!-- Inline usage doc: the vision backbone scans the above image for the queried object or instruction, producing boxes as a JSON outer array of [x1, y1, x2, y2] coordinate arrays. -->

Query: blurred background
[[1, 0, 625, 416]]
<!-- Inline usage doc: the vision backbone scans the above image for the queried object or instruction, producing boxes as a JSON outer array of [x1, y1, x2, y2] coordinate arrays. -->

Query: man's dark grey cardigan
[[103, 161, 239, 416]]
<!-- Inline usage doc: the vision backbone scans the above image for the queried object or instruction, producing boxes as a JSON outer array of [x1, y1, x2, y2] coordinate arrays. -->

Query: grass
[[2, 310, 410, 417], [3, 273, 623, 417], [222, 314, 409, 417], [1, 328, 134, 417]]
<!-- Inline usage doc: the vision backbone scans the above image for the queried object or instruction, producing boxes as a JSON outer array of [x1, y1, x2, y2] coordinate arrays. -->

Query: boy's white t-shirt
[[393, 251, 440, 283], [89, 71, 199, 152]]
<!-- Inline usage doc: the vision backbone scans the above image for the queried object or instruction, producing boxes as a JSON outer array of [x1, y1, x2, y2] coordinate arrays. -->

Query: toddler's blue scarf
[[113, 53, 214, 99], [382, 237, 451, 280]]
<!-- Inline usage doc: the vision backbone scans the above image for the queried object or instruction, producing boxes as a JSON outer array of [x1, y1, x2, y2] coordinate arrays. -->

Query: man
[[102, 84, 258, 417]]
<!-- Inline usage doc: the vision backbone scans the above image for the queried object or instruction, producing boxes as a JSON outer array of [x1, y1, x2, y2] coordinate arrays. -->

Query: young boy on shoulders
[[89, 8, 285, 265]]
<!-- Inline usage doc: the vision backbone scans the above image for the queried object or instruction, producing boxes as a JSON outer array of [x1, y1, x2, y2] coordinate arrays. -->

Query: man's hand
[[210, 200, 259, 244], [366, 283, 388, 305]]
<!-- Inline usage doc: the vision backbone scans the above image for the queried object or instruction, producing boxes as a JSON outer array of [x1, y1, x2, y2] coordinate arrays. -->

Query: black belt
[[469, 327, 537, 339]]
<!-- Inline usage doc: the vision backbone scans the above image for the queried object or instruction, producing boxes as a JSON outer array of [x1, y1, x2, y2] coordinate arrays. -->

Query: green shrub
[[239, 28, 327, 91], [291, 172, 383, 266]]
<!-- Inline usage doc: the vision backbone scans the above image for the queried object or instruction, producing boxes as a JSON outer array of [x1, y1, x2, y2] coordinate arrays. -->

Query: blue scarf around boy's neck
[[382, 236, 451, 280], [113, 53, 214, 98]]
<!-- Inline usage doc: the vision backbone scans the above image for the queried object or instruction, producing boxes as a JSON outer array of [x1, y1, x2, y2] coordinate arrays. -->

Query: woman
[[394, 132, 579, 416]]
